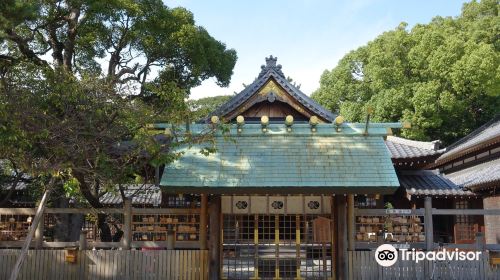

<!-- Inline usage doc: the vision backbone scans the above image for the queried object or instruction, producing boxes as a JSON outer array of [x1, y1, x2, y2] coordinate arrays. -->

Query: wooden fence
[[348, 250, 500, 280], [0, 249, 208, 280]]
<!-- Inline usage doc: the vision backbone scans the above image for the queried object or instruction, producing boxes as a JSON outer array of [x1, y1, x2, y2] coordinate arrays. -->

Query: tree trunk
[[0, 174, 21, 207], [52, 196, 69, 241], [73, 170, 113, 242], [52, 192, 84, 242], [97, 213, 112, 242]]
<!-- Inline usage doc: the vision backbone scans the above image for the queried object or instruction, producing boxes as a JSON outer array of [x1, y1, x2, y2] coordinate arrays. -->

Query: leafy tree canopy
[[0, 0, 236, 210], [312, 0, 499, 144], [187, 95, 233, 121]]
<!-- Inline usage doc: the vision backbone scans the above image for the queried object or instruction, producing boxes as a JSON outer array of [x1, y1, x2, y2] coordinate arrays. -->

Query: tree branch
[[4, 29, 49, 67], [72, 170, 103, 208], [63, 6, 81, 71]]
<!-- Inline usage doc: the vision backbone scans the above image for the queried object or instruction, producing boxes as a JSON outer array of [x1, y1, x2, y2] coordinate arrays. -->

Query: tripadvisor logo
[[375, 244, 398, 267], [375, 244, 482, 267]]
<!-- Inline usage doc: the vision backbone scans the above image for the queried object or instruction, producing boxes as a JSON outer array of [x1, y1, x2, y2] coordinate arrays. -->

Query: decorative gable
[[209, 56, 336, 123]]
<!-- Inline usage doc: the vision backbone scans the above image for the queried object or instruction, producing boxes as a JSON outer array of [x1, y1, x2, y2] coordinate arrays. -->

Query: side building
[[433, 116, 500, 244]]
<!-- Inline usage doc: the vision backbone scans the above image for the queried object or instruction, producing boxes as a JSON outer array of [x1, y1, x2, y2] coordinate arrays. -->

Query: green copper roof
[[159, 123, 400, 193]]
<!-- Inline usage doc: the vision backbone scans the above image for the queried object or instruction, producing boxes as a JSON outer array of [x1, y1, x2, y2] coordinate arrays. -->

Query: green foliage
[[312, 0, 499, 144], [62, 177, 80, 199], [0, 0, 236, 206], [0, 0, 237, 94], [187, 95, 233, 121]]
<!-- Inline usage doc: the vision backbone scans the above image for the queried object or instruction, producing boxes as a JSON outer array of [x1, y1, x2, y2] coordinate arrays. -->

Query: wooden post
[[200, 194, 208, 250], [9, 189, 50, 280], [79, 230, 87, 250], [34, 213, 44, 249], [275, 214, 280, 279], [424, 196, 433, 251], [167, 225, 175, 249], [209, 195, 221, 280], [295, 215, 301, 278], [331, 196, 336, 278], [347, 194, 355, 251], [335, 195, 348, 280], [122, 198, 132, 250], [475, 232, 485, 251], [254, 214, 259, 279]]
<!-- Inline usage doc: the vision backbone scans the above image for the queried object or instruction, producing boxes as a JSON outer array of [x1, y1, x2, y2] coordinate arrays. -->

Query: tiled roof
[[1, 181, 27, 191], [99, 184, 161, 206], [160, 123, 399, 192], [445, 158, 500, 190], [437, 115, 500, 164], [386, 136, 443, 159], [398, 170, 474, 196], [210, 56, 336, 122]]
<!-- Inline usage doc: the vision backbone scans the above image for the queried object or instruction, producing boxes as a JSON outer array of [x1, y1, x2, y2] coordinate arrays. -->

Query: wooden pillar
[[424, 196, 433, 251], [122, 198, 132, 250], [167, 225, 175, 249], [200, 194, 208, 250], [209, 195, 221, 280], [334, 195, 348, 280], [347, 194, 355, 251], [274, 214, 280, 279], [79, 230, 87, 250], [331, 196, 336, 278], [295, 215, 301, 278], [35, 214, 44, 249], [254, 214, 259, 279]]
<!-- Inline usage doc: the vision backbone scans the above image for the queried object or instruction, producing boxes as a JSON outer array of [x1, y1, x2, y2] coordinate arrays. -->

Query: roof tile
[[399, 170, 474, 196], [445, 158, 500, 189], [161, 132, 399, 189]]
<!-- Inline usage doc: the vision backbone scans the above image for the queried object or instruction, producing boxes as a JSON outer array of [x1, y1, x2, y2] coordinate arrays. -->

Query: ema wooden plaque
[[312, 216, 332, 243]]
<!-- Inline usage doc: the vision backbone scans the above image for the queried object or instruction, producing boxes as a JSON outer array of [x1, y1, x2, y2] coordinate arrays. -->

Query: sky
[[167, 0, 466, 100]]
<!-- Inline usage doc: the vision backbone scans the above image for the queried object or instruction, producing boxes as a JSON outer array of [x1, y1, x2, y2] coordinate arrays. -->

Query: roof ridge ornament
[[266, 55, 277, 67], [259, 55, 284, 78]]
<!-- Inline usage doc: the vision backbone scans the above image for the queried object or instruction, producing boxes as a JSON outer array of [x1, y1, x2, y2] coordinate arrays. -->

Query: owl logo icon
[[375, 244, 398, 267]]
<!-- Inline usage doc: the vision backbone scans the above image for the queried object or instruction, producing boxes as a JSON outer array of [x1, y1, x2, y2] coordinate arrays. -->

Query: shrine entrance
[[221, 196, 334, 280]]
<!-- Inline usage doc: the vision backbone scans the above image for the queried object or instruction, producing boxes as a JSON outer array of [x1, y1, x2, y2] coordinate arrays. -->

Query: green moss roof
[[159, 123, 400, 193]]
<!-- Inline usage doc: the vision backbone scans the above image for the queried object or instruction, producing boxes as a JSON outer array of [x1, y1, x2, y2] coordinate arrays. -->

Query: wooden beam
[[424, 196, 433, 251], [208, 195, 221, 280], [9, 189, 50, 280], [335, 195, 347, 280], [432, 209, 500, 215], [0, 208, 36, 215], [0, 240, 202, 249], [347, 194, 355, 251], [45, 208, 123, 214], [132, 208, 200, 214], [355, 208, 425, 216], [354, 208, 500, 216], [199, 194, 208, 250], [130, 241, 199, 249], [0, 207, 201, 215]]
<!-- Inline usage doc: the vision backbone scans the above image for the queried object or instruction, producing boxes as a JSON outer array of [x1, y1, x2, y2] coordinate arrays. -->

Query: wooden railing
[[0, 249, 209, 280], [353, 207, 500, 251], [0, 205, 203, 249], [348, 250, 500, 280]]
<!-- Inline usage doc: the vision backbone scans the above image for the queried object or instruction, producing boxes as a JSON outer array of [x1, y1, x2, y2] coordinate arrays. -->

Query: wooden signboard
[[312, 216, 332, 243]]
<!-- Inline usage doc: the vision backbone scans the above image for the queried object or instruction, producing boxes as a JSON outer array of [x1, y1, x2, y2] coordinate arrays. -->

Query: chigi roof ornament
[[259, 55, 284, 78]]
